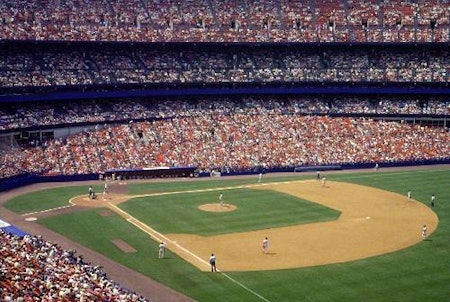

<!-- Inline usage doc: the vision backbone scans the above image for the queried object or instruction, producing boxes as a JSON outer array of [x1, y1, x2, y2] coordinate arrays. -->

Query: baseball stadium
[[1, 1, 449, 301]]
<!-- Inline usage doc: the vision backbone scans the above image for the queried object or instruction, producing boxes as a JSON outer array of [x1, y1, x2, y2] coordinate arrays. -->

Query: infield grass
[[9, 168, 450, 301], [120, 188, 340, 235]]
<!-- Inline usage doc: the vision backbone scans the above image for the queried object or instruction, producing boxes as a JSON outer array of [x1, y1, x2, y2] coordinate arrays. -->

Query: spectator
[[1, 98, 448, 178], [0, 230, 149, 301]]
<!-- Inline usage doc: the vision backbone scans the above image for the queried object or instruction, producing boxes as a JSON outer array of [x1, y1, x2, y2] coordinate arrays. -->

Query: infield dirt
[[71, 179, 438, 272]]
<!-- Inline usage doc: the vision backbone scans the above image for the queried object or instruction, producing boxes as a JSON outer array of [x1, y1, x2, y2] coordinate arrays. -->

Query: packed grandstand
[[0, 0, 449, 301], [0, 0, 449, 42], [1, 96, 449, 179]]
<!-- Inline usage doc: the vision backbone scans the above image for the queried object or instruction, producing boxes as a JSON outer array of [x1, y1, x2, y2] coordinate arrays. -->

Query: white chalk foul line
[[221, 272, 271, 302], [22, 204, 74, 217], [107, 201, 272, 302], [19, 181, 279, 216], [131, 179, 308, 199], [22, 194, 108, 217], [21, 180, 301, 300]]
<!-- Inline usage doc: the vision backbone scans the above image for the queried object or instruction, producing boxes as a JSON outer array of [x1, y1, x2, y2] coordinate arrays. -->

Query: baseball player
[[262, 237, 269, 254], [422, 225, 427, 240], [219, 192, 224, 206], [158, 242, 166, 259], [103, 182, 108, 200], [209, 253, 217, 272], [88, 186, 94, 199]]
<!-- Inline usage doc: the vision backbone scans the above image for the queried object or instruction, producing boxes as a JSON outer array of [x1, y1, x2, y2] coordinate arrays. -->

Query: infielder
[[422, 225, 427, 240], [209, 253, 217, 272], [262, 237, 269, 254]]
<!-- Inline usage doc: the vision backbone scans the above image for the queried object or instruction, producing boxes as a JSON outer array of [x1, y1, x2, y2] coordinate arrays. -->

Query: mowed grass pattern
[[9, 168, 450, 301]]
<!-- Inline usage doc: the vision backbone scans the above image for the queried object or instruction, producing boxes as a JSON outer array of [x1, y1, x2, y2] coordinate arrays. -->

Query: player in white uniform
[[262, 237, 269, 253], [158, 242, 166, 259], [103, 182, 108, 200], [422, 225, 427, 240], [219, 192, 224, 206]]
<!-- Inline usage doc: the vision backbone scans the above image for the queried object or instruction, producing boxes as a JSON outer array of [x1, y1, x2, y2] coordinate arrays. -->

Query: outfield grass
[[8, 168, 450, 301]]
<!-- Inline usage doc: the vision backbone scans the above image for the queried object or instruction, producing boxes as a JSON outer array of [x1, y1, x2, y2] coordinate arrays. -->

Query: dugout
[[102, 167, 197, 180]]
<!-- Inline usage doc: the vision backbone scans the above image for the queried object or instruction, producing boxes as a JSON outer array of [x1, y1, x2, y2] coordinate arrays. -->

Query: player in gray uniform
[[422, 225, 427, 240]]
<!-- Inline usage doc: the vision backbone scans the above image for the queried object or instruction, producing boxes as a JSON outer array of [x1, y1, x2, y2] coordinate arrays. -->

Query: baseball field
[[4, 167, 450, 301]]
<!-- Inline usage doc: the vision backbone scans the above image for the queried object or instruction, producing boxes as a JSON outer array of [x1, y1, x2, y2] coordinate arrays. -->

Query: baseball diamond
[[2, 167, 447, 302], [69, 179, 438, 272]]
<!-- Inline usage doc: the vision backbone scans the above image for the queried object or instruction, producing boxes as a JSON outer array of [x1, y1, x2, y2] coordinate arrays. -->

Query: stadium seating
[[0, 230, 149, 301], [0, 44, 448, 88], [0, 0, 448, 42], [1, 97, 449, 178]]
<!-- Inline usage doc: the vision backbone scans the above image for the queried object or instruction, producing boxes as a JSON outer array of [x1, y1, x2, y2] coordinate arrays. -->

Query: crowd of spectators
[[0, 45, 449, 88], [1, 97, 448, 179], [0, 230, 149, 301], [1, 96, 449, 132], [0, 0, 448, 43]]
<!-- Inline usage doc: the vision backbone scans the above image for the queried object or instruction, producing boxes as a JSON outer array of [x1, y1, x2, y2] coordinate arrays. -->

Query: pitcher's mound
[[198, 203, 237, 212]]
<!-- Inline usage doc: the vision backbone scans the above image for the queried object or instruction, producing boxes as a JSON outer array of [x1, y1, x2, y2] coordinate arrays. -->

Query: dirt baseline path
[[72, 180, 438, 272]]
